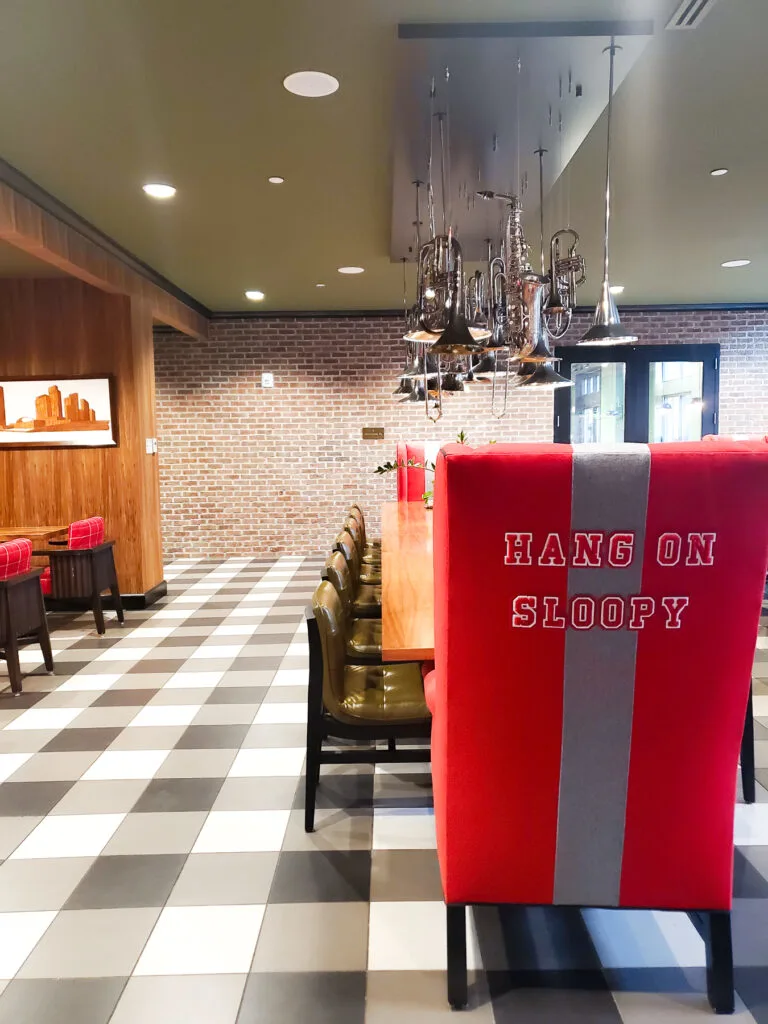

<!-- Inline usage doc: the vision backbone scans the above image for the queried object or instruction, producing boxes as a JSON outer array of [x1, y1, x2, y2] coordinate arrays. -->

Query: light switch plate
[[261, 372, 275, 388]]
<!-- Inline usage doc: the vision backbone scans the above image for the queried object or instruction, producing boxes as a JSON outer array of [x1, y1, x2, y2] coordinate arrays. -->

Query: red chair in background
[[426, 441, 768, 1013], [39, 516, 124, 635], [396, 441, 442, 501], [0, 539, 53, 694]]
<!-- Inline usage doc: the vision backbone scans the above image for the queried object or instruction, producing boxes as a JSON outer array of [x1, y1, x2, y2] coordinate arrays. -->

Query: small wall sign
[[261, 372, 275, 388], [362, 427, 385, 440]]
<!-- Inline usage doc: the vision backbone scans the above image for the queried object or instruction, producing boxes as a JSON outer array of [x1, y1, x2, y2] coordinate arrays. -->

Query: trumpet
[[404, 232, 462, 342], [544, 228, 586, 339]]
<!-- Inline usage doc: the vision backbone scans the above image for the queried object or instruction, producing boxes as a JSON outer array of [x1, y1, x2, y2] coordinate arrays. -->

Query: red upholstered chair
[[0, 539, 53, 694], [39, 517, 124, 635], [396, 442, 442, 502], [427, 441, 768, 1012]]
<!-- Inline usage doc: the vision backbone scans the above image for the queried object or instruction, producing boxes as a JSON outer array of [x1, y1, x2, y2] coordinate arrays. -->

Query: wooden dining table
[[0, 525, 68, 545], [381, 501, 435, 661]]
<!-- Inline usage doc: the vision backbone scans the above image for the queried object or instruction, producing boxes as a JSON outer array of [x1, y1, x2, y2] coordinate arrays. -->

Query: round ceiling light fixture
[[283, 71, 339, 97], [268, 176, 284, 184], [337, 266, 364, 274], [609, 285, 625, 295], [245, 290, 266, 301], [316, 283, 326, 288], [142, 183, 176, 199], [710, 168, 729, 177], [721, 259, 751, 268]]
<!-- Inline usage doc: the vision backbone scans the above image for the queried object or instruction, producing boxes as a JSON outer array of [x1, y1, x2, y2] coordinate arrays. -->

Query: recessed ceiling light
[[283, 71, 339, 98], [245, 290, 265, 301], [338, 266, 364, 275], [710, 168, 729, 177], [316, 283, 326, 288], [268, 176, 284, 184], [609, 285, 625, 294], [721, 259, 751, 268], [142, 183, 176, 199]]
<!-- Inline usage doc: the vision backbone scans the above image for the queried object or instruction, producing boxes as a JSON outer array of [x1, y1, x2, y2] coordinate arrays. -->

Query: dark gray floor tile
[[238, 633, 290, 647], [293, 773, 373, 810], [127, 659, 186, 674], [228, 657, 284, 672], [0, 977, 126, 1024], [735, 966, 768, 1023], [0, 691, 47, 708], [269, 850, 371, 902], [370, 849, 443, 902], [52, 662, 90, 676], [237, 972, 366, 1024], [0, 780, 74, 816], [732, 898, 768, 966], [206, 686, 268, 705], [131, 777, 226, 813], [64, 853, 187, 909], [42, 727, 123, 752], [175, 725, 250, 749], [155, 635, 207, 647], [91, 690, 159, 707]]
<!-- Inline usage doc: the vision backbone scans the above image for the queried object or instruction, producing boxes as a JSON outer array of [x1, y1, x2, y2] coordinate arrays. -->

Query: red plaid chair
[[39, 517, 124, 634], [0, 539, 53, 694], [426, 440, 768, 1012]]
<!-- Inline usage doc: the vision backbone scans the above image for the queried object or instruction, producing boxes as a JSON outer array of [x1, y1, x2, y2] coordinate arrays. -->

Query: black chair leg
[[705, 911, 734, 1014], [35, 585, 54, 673], [388, 738, 397, 753], [304, 722, 323, 833], [5, 632, 22, 695], [741, 687, 755, 804], [91, 592, 106, 635], [446, 904, 468, 1010], [110, 584, 125, 624]]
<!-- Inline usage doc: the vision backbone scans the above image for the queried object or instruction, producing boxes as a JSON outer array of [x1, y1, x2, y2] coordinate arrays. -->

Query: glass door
[[554, 345, 719, 444]]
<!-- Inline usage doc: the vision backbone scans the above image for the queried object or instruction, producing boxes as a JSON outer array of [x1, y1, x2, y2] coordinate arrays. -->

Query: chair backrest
[[343, 517, 365, 560], [323, 551, 355, 618], [348, 506, 367, 547], [68, 516, 105, 549], [396, 441, 442, 502], [0, 539, 32, 581], [334, 530, 361, 584], [312, 580, 348, 717], [431, 441, 768, 912]]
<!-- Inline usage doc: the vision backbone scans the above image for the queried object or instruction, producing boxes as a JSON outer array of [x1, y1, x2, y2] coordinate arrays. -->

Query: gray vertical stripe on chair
[[553, 446, 651, 906]]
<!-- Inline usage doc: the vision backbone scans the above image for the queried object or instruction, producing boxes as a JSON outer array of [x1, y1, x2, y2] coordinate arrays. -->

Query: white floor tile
[[0, 911, 57, 979], [755, 637, 768, 649], [227, 609, 268, 619], [0, 753, 33, 783], [368, 901, 480, 971], [252, 703, 307, 725], [129, 705, 202, 728], [228, 748, 306, 778], [134, 904, 265, 975], [373, 809, 436, 850], [582, 909, 705, 969], [192, 810, 291, 853], [271, 668, 308, 687], [190, 646, 244, 659], [213, 625, 258, 637], [83, 750, 171, 781], [17, 651, 44, 665], [57, 674, 122, 692], [165, 671, 225, 689], [5, 708, 82, 732], [752, 695, 768, 717], [285, 643, 308, 656], [10, 813, 126, 859], [96, 647, 154, 662], [150, 610, 191, 620], [734, 803, 768, 845]]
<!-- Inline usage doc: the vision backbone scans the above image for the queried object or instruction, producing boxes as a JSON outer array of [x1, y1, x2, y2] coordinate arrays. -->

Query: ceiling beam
[[0, 158, 209, 337], [398, 20, 655, 39]]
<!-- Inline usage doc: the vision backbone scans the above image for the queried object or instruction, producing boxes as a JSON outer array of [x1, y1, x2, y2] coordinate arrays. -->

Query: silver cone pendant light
[[581, 39, 637, 345], [518, 361, 573, 389]]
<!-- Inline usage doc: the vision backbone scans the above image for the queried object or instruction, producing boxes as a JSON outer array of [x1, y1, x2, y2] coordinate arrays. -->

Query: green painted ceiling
[[0, 0, 764, 311]]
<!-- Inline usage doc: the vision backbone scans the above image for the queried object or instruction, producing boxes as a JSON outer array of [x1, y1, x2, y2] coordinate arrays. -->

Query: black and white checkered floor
[[0, 556, 766, 1023]]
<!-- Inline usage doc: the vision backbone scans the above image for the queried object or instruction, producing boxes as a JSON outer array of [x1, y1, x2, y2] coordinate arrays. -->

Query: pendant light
[[581, 38, 637, 345]]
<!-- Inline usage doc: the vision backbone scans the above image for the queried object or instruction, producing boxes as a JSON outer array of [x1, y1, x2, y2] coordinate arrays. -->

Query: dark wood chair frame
[[37, 540, 124, 635], [446, 903, 733, 1014], [741, 687, 756, 804], [304, 608, 430, 833], [0, 570, 54, 694]]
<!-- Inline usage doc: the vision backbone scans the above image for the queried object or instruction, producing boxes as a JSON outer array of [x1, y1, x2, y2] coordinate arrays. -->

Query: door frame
[[553, 343, 720, 443]]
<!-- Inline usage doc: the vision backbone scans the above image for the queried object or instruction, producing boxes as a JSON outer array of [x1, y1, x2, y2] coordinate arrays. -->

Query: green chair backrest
[[312, 580, 347, 716], [323, 550, 354, 618], [334, 530, 361, 584]]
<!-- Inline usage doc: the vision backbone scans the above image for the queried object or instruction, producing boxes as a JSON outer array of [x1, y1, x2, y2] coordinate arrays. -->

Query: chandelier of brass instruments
[[396, 63, 593, 421]]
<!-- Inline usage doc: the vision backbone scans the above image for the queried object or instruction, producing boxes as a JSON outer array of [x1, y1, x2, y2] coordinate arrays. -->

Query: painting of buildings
[[0, 378, 115, 446]]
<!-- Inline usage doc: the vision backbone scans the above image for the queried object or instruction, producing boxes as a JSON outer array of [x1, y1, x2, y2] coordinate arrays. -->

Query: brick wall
[[154, 309, 768, 558]]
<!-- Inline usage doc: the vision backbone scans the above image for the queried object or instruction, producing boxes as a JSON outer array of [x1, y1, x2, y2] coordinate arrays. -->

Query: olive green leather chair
[[349, 505, 381, 553], [323, 551, 382, 661], [335, 530, 382, 587], [344, 516, 381, 567], [325, 547, 381, 618], [305, 581, 430, 832]]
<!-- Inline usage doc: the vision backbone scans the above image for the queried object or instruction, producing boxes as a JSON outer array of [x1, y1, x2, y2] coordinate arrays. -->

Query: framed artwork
[[0, 377, 117, 448]]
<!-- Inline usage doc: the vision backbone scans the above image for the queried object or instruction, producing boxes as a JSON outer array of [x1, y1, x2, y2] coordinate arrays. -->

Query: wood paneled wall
[[0, 278, 163, 595]]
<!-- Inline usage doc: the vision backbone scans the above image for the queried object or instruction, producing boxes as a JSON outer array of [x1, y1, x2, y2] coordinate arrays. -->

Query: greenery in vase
[[374, 431, 495, 505]]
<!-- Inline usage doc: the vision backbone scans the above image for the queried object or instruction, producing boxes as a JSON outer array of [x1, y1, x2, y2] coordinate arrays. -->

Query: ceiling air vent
[[666, 0, 720, 29]]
